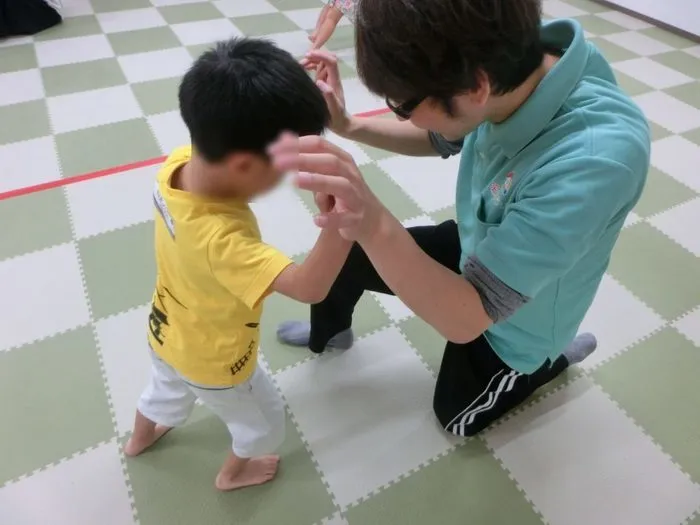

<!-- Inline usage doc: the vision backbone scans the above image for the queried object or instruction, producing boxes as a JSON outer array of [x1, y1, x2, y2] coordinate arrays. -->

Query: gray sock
[[276, 321, 354, 350], [563, 332, 597, 365]]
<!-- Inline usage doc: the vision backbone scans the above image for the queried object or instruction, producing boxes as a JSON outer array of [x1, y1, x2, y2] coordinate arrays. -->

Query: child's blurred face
[[225, 153, 285, 199]]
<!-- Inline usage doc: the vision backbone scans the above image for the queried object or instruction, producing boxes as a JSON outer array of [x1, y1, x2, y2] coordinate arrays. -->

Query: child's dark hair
[[179, 38, 330, 162]]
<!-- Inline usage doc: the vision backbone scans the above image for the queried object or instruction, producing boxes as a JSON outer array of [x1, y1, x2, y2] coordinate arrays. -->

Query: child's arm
[[270, 227, 352, 304], [310, 6, 343, 50]]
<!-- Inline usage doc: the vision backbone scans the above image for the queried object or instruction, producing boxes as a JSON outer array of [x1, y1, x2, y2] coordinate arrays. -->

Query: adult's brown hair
[[355, 0, 544, 108]]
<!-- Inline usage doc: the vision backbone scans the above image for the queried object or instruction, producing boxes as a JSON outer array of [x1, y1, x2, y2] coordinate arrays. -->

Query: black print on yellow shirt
[[230, 345, 254, 376], [149, 303, 168, 346]]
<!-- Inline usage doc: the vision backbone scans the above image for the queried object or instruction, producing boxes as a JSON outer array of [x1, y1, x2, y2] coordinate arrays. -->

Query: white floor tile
[[0, 442, 135, 525], [0, 137, 61, 194], [250, 181, 319, 257], [623, 210, 642, 228], [65, 165, 158, 239], [266, 30, 314, 58], [48, 85, 142, 134], [674, 308, 700, 346], [96, 8, 166, 34], [402, 215, 437, 228], [635, 91, 700, 134], [603, 31, 674, 56], [0, 36, 33, 48], [614, 58, 693, 90], [35, 34, 114, 68], [283, 7, 324, 30], [172, 19, 242, 46], [651, 135, 700, 193], [649, 197, 700, 256], [321, 512, 349, 525], [95, 306, 152, 435], [342, 77, 385, 115], [485, 377, 700, 525], [686, 46, 700, 60], [595, 11, 653, 30], [60, 0, 94, 17], [325, 131, 371, 166], [147, 110, 190, 155], [0, 243, 90, 351], [0, 69, 44, 106], [542, 0, 586, 18], [577, 275, 665, 370], [276, 327, 458, 508], [150, 0, 204, 4], [213, 0, 276, 17], [118, 47, 192, 84], [377, 155, 460, 213]]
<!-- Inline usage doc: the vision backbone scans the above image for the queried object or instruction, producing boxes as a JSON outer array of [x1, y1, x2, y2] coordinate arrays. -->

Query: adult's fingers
[[295, 172, 360, 207], [297, 135, 354, 164], [314, 210, 360, 229]]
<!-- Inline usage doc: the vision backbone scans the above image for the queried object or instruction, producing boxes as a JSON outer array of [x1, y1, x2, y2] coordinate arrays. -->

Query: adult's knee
[[432, 401, 482, 438]]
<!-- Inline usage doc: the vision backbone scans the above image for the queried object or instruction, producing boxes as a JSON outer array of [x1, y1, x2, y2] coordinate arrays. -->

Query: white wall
[[604, 0, 700, 37]]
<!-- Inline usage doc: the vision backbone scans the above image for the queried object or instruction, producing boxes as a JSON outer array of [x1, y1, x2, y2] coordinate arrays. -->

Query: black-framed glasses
[[385, 96, 425, 119]]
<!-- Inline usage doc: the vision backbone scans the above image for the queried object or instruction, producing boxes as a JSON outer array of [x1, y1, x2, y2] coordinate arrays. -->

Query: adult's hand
[[301, 51, 351, 135], [270, 133, 388, 243]]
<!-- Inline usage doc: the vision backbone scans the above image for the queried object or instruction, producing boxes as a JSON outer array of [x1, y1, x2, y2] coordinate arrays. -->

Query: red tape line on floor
[[0, 107, 391, 202]]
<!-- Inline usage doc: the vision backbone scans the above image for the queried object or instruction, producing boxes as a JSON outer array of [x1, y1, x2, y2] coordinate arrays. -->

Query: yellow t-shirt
[[147, 146, 292, 387]]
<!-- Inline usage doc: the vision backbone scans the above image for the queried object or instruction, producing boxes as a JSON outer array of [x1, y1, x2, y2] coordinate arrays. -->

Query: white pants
[[138, 349, 285, 458]]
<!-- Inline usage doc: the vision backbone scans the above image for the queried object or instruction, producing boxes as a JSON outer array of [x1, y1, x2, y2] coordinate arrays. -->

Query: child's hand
[[300, 51, 350, 135]]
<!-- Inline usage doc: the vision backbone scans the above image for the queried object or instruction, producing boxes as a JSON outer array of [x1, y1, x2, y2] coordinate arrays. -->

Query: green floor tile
[[0, 100, 50, 145], [608, 222, 700, 320], [593, 328, 700, 483], [90, 0, 152, 13], [79, 221, 156, 319], [430, 205, 457, 224], [358, 140, 399, 162], [232, 13, 300, 37], [683, 127, 700, 146], [0, 44, 38, 74], [158, 3, 223, 24], [324, 25, 355, 52], [34, 15, 102, 41], [634, 166, 698, 217], [55, 119, 162, 178], [665, 82, 700, 110], [649, 120, 673, 142], [0, 189, 72, 260], [188, 43, 215, 59], [362, 164, 423, 221], [639, 27, 697, 50], [126, 408, 335, 525], [261, 293, 315, 373], [41, 58, 127, 97], [346, 440, 544, 525], [653, 51, 700, 79], [107, 26, 182, 55], [0, 327, 114, 485], [563, 0, 609, 12], [589, 37, 637, 63], [132, 77, 181, 116], [577, 14, 627, 36], [613, 70, 654, 97], [399, 316, 444, 374]]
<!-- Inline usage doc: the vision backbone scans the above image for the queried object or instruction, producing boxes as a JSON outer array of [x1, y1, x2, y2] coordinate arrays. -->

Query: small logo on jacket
[[490, 172, 515, 204]]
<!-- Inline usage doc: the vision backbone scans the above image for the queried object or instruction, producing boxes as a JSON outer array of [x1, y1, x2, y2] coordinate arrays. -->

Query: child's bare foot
[[124, 425, 172, 457], [215, 455, 280, 491]]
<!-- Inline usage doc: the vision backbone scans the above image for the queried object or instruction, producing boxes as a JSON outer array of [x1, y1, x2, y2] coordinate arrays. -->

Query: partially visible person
[[279, 0, 650, 438], [309, 0, 355, 50], [123, 38, 352, 492]]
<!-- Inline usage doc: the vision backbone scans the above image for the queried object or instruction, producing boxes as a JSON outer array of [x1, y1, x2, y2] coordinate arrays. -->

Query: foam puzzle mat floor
[[1, 1, 700, 524]]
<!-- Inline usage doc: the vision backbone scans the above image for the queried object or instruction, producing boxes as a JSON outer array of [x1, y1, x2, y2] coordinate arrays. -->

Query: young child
[[309, 0, 355, 50], [123, 38, 351, 492]]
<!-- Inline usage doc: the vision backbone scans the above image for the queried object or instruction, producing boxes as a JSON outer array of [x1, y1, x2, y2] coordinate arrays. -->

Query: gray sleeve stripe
[[463, 255, 529, 323], [429, 131, 464, 159]]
